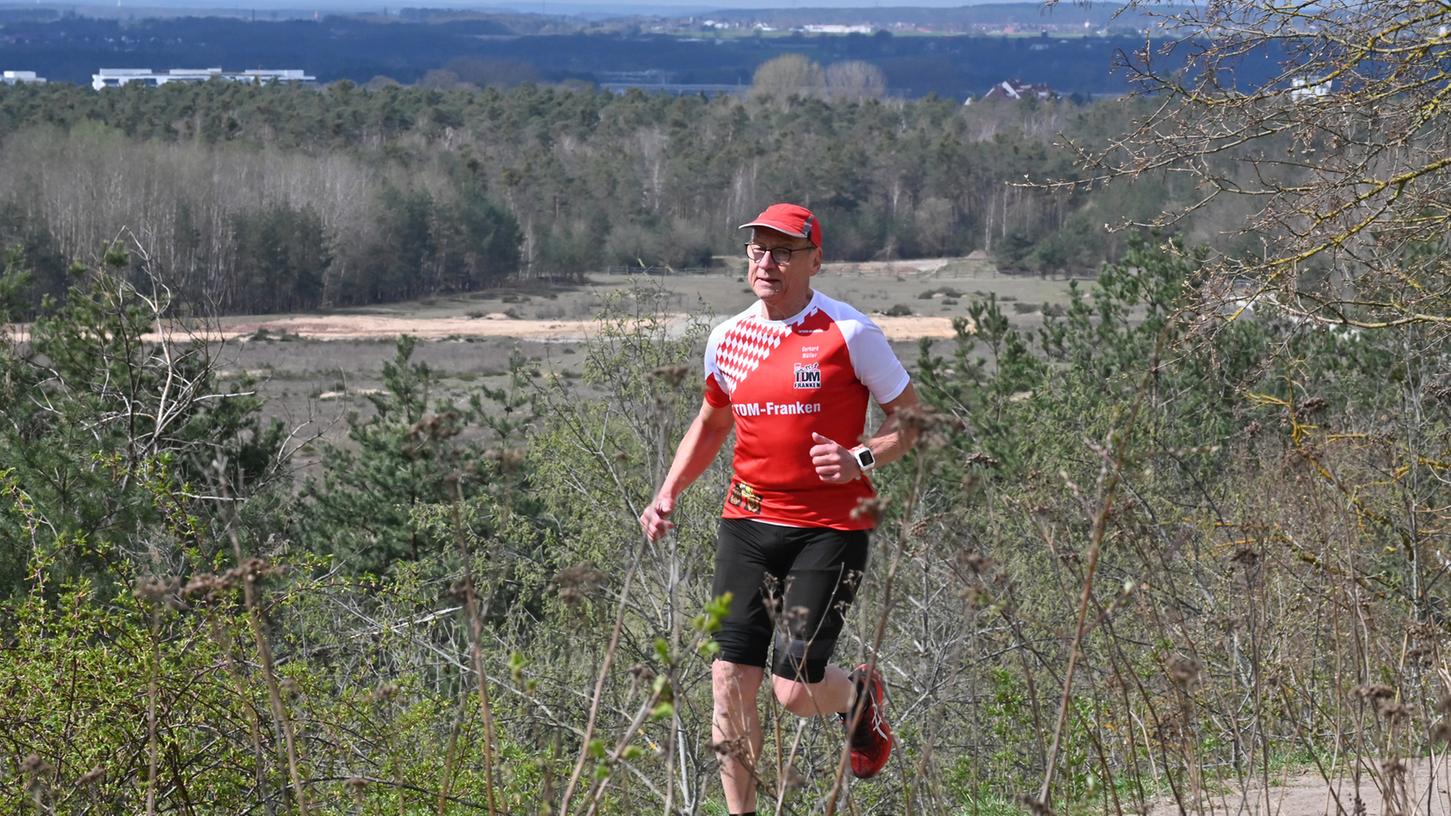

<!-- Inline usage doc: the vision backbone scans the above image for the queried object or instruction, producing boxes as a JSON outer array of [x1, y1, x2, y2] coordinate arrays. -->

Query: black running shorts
[[710, 518, 870, 683]]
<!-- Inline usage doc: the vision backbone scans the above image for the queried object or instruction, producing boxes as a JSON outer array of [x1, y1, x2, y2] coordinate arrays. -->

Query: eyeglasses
[[745, 243, 814, 266]]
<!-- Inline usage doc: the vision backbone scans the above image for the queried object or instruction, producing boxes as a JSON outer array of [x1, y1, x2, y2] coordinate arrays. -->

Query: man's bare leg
[[770, 664, 854, 718], [712, 661, 765, 814]]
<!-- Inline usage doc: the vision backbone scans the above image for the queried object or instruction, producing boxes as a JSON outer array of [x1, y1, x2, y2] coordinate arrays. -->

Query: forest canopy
[[0, 80, 1208, 316]]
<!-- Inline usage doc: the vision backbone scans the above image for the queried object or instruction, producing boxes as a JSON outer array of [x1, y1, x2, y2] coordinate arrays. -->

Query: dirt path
[[6, 313, 966, 344], [214, 313, 966, 342], [1146, 757, 1450, 816]]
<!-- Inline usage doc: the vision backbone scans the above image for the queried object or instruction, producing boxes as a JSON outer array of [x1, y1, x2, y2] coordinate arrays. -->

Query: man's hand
[[640, 493, 676, 541], [810, 432, 861, 484]]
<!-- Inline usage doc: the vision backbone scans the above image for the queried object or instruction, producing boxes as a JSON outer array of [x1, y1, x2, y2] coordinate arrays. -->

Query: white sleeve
[[844, 319, 910, 404], [703, 320, 729, 393]]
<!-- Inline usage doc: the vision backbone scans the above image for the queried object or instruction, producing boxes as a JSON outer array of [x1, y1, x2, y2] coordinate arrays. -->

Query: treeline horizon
[[0, 80, 1233, 317], [0, 12, 1215, 96]]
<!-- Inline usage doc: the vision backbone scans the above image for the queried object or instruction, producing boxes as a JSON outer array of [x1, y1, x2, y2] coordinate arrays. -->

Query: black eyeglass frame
[[744, 242, 815, 266]]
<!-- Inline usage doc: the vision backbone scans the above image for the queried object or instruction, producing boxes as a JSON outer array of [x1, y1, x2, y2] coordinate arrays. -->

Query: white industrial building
[[92, 68, 315, 91], [802, 24, 875, 34], [2, 70, 47, 85], [1290, 76, 1332, 103]]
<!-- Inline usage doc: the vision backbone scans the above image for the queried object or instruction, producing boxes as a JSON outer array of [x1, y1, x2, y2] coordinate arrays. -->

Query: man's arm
[[809, 383, 921, 485], [640, 397, 735, 541]]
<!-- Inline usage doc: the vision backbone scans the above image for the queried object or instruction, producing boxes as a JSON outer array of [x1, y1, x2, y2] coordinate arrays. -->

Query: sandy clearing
[[1146, 757, 1451, 816], [5, 314, 968, 344], [836, 257, 966, 275]]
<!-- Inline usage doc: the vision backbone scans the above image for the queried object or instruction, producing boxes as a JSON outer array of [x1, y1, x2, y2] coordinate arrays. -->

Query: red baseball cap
[[739, 203, 822, 250]]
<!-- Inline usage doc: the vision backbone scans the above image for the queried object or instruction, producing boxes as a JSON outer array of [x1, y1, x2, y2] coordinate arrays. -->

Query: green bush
[[4, 235, 1443, 816]]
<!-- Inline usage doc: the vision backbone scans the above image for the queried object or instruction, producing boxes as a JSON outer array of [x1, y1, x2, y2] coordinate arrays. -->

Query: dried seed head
[[225, 558, 284, 585], [371, 682, 400, 703], [407, 411, 461, 443], [1166, 654, 1202, 687], [555, 563, 605, 587], [783, 764, 807, 790], [1379, 701, 1409, 724], [446, 577, 473, 601], [964, 451, 999, 468], [1230, 546, 1260, 567], [183, 573, 228, 602], [960, 551, 991, 574], [648, 365, 690, 389], [20, 754, 50, 777], [892, 404, 930, 436], [851, 496, 886, 525], [484, 448, 526, 471], [133, 575, 172, 603], [554, 564, 606, 606], [709, 736, 752, 761], [1436, 695, 1451, 716], [1353, 684, 1395, 703], [1017, 794, 1057, 816], [1431, 719, 1451, 744], [75, 765, 106, 787], [758, 578, 784, 626], [344, 776, 368, 797], [1154, 720, 1185, 744]]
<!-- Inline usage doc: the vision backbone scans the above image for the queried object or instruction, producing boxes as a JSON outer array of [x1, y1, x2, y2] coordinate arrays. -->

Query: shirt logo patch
[[793, 362, 821, 390], [728, 481, 762, 514]]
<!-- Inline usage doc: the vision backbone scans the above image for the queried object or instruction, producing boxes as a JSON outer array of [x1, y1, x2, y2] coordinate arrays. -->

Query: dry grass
[[205, 259, 1079, 445]]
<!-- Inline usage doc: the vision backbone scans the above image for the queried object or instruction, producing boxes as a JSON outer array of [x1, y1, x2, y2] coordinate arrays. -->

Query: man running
[[639, 203, 919, 816]]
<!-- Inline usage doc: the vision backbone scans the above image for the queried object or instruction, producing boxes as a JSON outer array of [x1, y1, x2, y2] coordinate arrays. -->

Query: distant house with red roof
[[964, 79, 1059, 105]]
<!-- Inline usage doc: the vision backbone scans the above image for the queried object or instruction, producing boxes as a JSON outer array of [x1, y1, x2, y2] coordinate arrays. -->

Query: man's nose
[[754, 252, 780, 271]]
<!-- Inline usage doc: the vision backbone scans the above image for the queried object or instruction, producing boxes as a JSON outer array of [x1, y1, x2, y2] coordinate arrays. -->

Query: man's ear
[[808, 249, 823, 277]]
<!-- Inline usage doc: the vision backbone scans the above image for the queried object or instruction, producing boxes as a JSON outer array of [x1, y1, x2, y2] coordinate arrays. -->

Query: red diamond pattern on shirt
[[714, 316, 793, 392]]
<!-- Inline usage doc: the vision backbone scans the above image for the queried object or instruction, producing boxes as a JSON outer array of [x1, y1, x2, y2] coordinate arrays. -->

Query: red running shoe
[[843, 664, 893, 779]]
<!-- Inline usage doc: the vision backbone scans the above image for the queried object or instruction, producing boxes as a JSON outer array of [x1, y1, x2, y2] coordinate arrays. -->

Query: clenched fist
[[640, 493, 676, 541], [809, 432, 861, 485]]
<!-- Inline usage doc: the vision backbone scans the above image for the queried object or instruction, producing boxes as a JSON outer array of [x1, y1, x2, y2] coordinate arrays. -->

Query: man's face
[[748, 227, 820, 314]]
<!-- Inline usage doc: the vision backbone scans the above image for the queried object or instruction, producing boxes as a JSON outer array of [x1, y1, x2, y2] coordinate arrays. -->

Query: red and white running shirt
[[703, 290, 911, 530]]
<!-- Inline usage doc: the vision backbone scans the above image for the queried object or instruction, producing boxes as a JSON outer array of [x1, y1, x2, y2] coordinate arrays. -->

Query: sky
[[494, 0, 1044, 9], [1, 0, 1070, 14]]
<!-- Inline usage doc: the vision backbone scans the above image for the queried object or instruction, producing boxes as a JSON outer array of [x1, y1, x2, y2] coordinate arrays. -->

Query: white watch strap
[[851, 444, 876, 472]]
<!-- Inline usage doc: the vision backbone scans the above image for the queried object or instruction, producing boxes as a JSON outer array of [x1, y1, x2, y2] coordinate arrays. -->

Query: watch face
[[857, 448, 875, 467]]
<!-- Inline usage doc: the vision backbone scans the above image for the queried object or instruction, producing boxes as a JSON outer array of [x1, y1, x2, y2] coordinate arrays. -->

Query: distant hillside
[[693, 2, 1179, 30], [0, 8, 1269, 97]]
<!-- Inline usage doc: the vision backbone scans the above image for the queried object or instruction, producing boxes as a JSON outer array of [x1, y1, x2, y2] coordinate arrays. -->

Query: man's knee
[[712, 660, 764, 704], [772, 675, 827, 717]]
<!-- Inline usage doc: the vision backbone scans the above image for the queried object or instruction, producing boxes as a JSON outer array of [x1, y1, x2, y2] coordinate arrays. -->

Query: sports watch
[[850, 445, 876, 474]]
